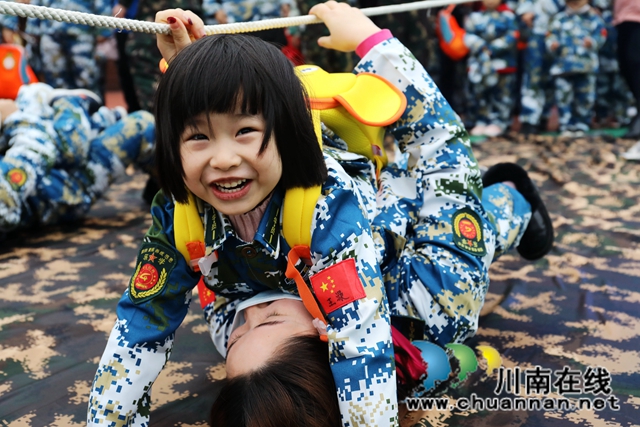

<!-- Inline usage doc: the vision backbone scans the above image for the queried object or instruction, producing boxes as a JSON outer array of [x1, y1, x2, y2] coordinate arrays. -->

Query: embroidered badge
[[129, 242, 177, 304], [309, 258, 366, 314], [6, 168, 27, 190], [452, 208, 486, 256]]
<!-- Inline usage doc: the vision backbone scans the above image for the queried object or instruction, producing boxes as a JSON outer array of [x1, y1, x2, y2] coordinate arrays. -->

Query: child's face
[[180, 110, 282, 216], [482, 0, 501, 10], [225, 299, 317, 376], [566, 0, 588, 9]]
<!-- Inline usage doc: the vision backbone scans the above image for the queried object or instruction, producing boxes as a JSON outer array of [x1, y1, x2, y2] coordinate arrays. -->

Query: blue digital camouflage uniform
[[87, 37, 531, 427], [203, 0, 292, 46], [519, 0, 565, 128], [546, 4, 606, 132], [463, 7, 519, 130], [591, 0, 632, 125], [203, 0, 292, 23], [0, 83, 155, 235], [0, 0, 112, 93]]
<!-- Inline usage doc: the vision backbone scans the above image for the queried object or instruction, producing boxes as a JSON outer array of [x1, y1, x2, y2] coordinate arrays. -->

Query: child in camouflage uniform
[[0, 0, 112, 94], [518, 0, 565, 134], [88, 3, 553, 427], [547, 0, 606, 135], [463, 0, 519, 137], [0, 84, 155, 237]]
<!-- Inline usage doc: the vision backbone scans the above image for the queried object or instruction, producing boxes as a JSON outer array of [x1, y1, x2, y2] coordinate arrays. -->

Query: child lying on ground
[[0, 84, 155, 239]]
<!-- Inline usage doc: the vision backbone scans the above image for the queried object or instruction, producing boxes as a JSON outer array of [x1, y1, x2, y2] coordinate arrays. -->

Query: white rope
[[0, 0, 475, 35]]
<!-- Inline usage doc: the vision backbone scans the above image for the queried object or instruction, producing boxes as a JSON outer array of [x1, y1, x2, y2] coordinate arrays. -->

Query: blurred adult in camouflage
[[296, 0, 358, 72], [0, 84, 155, 238], [0, 0, 112, 95], [112, 0, 203, 112]]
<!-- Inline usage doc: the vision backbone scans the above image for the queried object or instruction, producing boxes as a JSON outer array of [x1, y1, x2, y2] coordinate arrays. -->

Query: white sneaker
[[470, 125, 487, 136], [622, 140, 640, 161], [483, 124, 503, 137], [48, 88, 102, 107]]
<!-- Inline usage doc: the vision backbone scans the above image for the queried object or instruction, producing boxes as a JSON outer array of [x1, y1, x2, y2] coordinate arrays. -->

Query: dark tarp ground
[[1, 134, 639, 427]]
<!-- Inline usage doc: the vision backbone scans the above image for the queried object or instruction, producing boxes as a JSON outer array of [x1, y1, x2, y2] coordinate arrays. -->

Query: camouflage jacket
[[546, 5, 606, 75], [531, 0, 565, 35], [464, 8, 519, 75], [88, 37, 488, 427], [203, 0, 292, 23]]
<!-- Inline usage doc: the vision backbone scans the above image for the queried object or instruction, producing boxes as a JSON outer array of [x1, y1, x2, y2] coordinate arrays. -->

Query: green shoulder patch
[[452, 208, 487, 257], [129, 242, 177, 304]]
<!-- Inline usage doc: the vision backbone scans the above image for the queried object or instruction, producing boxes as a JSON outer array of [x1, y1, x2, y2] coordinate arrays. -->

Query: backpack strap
[[281, 108, 328, 339]]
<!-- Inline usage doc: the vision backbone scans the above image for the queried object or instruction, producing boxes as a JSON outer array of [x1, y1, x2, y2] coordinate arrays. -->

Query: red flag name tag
[[310, 258, 366, 314]]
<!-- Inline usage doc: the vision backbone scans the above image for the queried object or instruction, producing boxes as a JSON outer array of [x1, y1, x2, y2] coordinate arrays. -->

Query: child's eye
[[237, 127, 256, 136], [187, 133, 208, 141]]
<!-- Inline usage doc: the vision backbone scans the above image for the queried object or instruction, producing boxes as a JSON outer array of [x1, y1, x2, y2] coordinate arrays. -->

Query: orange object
[[159, 58, 169, 73], [0, 44, 38, 100], [436, 5, 470, 61]]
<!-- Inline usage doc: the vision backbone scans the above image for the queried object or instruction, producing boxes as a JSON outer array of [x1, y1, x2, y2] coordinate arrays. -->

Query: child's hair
[[154, 34, 328, 204], [210, 335, 340, 427]]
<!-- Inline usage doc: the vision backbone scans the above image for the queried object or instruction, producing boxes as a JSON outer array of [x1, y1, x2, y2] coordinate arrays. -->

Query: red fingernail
[[188, 18, 193, 25], [167, 16, 176, 24]]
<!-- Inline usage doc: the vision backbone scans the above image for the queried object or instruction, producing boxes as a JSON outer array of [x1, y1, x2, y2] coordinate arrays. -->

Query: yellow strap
[[282, 185, 321, 248], [174, 192, 205, 270]]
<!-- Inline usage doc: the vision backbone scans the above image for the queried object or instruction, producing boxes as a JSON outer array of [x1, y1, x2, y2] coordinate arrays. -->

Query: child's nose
[[209, 142, 241, 170]]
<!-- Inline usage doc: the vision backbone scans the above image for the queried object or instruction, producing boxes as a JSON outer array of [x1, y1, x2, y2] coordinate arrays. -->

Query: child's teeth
[[216, 179, 246, 192]]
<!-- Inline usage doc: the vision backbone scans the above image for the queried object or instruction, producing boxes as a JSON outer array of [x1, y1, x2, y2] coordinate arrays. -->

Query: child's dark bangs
[[173, 36, 272, 133]]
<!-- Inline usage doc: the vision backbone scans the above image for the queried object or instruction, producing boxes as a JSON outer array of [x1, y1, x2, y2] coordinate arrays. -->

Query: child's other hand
[[215, 9, 228, 24], [0, 99, 18, 122], [521, 12, 534, 28], [156, 9, 207, 63], [309, 1, 381, 52], [550, 41, 559, 51], [583, 38, 593, 48]]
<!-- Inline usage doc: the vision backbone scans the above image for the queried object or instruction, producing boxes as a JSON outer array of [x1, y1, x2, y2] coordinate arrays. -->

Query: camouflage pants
[[519, 34, 554, 126], [468, 72, 516, 130], [39, 32, 101, 94], [125, 32, 163, 112], [554, 73, 596, 132], [595, 71, 633, 124], [0, 83, 155, 233]]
